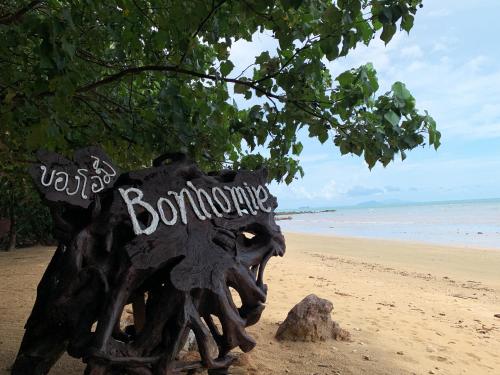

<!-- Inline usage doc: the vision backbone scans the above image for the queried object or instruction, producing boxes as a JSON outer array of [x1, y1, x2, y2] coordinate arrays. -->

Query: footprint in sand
[[466, 352, 481, 361], [429, 355, 448, 363]]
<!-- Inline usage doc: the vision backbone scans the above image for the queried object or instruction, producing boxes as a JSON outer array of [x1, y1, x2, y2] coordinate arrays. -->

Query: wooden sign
[[15, 148, 285, 375], [29, 147, 119, 208]]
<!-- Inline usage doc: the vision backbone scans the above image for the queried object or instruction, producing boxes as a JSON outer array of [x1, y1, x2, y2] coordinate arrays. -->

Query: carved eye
[[237, 223, 269, 249], [242, 231, 255, 240], [237, 230, 258, 249]]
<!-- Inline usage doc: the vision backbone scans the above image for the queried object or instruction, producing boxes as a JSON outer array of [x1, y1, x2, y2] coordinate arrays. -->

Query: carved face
[[26, 150, 285, 373], [102, 160, 286, 363]]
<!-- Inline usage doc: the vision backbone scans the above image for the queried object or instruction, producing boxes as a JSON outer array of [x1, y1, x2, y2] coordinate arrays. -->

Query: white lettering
[[252, 185, 272, 212], [168, 188, 208, 224], [119, 187, 159, 235], [224, 186, 243, 216], [40, 166, 55, 187], [244, 182, 259, 211], [77, 169, 89, 199], [187, 181, 222, 218], [157, 197, 178, 226], [66, 175, 81, 196], [54, 171, 69, 191], [39, 155, 115, 200], [234, 186, 257, 215], [117, 183, 273, 236], [212, 186, 231, 213]]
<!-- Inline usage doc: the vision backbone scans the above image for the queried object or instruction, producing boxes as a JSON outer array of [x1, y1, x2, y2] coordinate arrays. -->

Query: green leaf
[[339, 142, 350, 155], [234, 82, 249, 94], [401, 14, 414, 33], [433, 131, 442, 149], [220, 60, 234, 76], [255, 51, 270, 65], [336, 70, 354, 87], [320, 39, 339, 60], [364, 149, 377, 169], [281, 0, 303, 10], [292, 142, 303, 155], [392, 82, 412, 100], [380, 24, 397, 44], [323, 5, 342, 24], [356, 21, 373, 45], [61, 38, 75, 59], [26, 120, 49, 149], [318, 130, 328, 144], [384, 110, 400, 127], [4, 89, 16, 104]]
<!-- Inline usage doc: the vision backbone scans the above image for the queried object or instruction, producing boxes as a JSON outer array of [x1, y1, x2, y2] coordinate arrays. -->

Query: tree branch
[[255, 14, 375, 85], [131, 0, 158, 29], [0, 0, 44, 25], [177, 0, 228, 66], [40, 63, 348, 137], [235, 62, 257, 79], [73, 64, 287, 103], [75, 96, 137, 145], [76, 49, 125, 69]]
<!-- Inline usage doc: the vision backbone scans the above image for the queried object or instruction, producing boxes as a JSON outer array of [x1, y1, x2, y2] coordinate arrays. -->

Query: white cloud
[[229, 32, 278, 74], [427, 8, 452, 18], [432, 42, 447, 53], [298, 153, 330, 163], [407, 61, 425, 72], [346, 185, 384, 197], [229, 1, 500, 208], [273, 152, 500, 208], [401, 45, 424, 59], [275, 179, 341, 201], [339, 43, 500, 141]]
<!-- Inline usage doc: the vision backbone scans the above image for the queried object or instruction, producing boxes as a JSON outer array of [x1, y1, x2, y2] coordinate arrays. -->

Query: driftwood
[[13, 148, 285, 375]]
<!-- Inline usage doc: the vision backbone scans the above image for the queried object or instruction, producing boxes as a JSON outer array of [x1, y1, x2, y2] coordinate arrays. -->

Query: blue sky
[[230, 1, 500, 209]]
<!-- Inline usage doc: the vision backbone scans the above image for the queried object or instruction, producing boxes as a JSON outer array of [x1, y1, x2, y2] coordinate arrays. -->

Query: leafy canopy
[[1, 0, 440, 186]]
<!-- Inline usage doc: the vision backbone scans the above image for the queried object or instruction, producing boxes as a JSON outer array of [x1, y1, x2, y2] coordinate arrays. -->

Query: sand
[[1, 233, 499, 374]]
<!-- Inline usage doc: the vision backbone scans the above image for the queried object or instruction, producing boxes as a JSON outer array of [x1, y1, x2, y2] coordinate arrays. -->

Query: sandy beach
[[1, 232, 499, 374]]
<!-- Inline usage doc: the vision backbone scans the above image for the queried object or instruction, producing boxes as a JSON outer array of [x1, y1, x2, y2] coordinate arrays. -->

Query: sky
[[230, 1, 500, 209]]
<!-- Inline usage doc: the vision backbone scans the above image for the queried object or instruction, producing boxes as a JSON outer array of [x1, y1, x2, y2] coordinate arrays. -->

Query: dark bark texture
[[13, 148, 285, 375]]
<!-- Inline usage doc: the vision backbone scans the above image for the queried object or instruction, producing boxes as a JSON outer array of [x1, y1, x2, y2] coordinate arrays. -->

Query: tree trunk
[[7, 203, 16, 251]]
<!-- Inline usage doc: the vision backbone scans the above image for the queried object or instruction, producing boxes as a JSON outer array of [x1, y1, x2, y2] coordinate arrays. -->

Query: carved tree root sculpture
[[13, 149, 285, 375]]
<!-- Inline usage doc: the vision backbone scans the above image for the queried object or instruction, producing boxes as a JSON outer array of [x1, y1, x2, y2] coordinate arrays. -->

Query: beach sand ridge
[[1, 233, 499, 374]]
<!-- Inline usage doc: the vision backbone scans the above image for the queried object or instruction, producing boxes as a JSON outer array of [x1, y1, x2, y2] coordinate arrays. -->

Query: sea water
[[277, 199, 500, 249]]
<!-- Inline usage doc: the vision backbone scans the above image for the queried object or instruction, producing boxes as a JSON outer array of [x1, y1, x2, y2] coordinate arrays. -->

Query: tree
[[0, 0, 439, 248]]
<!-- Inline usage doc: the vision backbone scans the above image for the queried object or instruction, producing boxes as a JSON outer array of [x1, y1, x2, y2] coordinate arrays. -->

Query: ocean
[[276, 199, 500, 250]]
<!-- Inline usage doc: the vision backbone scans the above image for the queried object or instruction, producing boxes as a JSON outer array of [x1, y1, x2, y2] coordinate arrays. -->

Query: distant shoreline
[[282, 231, 500, 251], [277, 196, 500, 212], [276, 200, 500, 249], [275, 208, 336, 216]]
